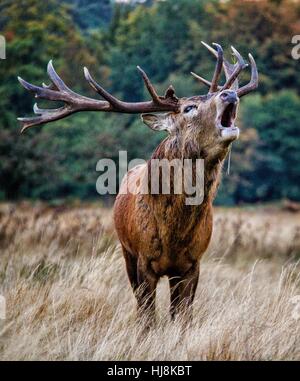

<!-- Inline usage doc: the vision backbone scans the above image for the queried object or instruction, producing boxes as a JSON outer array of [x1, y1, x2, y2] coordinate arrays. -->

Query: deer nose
[[220, 90, 238, 104]]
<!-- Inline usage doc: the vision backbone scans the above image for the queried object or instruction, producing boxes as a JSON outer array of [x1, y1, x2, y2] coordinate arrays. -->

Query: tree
[[64, 0, 112, 31], [0, 0, 99, 199], [240, 91, 300, 202], [108, 0, 210, 100], [1, 0, 299, 204]]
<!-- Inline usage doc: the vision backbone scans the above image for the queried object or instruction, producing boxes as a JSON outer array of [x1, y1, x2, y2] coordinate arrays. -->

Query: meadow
[[0, 202, 299, 360]]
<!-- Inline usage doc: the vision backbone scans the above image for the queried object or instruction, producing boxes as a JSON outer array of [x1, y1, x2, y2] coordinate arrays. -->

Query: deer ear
[[141, 113, 174, 134]]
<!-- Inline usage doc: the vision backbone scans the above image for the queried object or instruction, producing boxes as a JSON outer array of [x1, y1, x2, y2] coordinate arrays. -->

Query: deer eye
[[184, 105, 197, 113]]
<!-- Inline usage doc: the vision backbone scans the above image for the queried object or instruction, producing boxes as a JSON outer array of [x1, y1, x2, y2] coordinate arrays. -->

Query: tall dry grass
[[0, 202, 299, 360]]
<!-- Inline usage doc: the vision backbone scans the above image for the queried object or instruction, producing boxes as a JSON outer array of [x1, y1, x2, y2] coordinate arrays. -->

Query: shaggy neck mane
[[148, 135, 224, 206]]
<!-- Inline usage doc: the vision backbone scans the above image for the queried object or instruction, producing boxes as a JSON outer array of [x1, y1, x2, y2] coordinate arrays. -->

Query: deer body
[[114, 102, 227, 322], [114, 156, 215, 275], [18, 42, 258, 324]]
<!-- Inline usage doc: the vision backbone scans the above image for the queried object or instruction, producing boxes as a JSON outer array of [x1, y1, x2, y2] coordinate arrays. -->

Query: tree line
[[0, 0, 299, 204]]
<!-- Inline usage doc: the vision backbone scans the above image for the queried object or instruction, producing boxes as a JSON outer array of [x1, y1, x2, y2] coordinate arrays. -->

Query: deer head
[[141, 43, 258, 162], [18, 42, 258, 163]]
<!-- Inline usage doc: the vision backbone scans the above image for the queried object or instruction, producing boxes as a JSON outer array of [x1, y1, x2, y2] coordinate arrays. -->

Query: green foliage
[[0, 0, 99, 199], [109, 0, 210, 100], [217, 91, 300, 204], [64, 0, 112, 31], [0, 0, 299, 203], [240, 91, 300, 201]]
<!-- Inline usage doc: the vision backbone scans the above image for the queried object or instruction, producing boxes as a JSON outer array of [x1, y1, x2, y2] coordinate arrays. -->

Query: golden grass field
[[0, 202, 299, 360]]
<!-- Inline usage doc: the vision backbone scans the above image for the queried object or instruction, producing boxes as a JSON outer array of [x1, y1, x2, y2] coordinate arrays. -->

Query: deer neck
[[148, 135, 225, 207]]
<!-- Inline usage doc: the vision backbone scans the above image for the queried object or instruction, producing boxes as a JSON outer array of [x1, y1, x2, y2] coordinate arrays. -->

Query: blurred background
[[0, 0, 299, 205]]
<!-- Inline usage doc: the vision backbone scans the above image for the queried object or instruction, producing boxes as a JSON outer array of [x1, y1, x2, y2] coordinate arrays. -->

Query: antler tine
[[209, 43, 223, 92], [47, 60, 73, 93], [190, 72, 217, 89], [191, 41, 224, 92], [201, 41, 218, 57], [237, 53, 258, 97], [17, 76, 67, 102], [84, 67, 126, 110], [222, 59, 239, 90], [18, 107, 73, 134], [33, 103, 61, 115], [220, 46, 248, 91], [164, 85, 178, 101], [136, 66, 162, 104]]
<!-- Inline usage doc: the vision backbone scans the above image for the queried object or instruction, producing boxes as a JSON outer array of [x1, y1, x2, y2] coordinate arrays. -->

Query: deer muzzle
[[216, 90, 240, 141]]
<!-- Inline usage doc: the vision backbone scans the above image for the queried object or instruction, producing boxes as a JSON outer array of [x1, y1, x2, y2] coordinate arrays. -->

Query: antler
[[191, 42, 258, 96], [18, 61, 179, 133], [191, 43, 223, 93]]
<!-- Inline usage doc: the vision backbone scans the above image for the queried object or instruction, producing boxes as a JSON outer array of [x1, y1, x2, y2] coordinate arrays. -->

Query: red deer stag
[[18, 42, 258, 325]]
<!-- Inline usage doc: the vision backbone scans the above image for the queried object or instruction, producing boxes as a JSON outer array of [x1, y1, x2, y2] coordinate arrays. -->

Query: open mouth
[[221, 103, 236, 128], [217, 102, 239, 140]]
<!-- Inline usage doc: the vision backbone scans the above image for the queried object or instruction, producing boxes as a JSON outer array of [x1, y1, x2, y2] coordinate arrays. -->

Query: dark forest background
[[0, 0, 299, 205]]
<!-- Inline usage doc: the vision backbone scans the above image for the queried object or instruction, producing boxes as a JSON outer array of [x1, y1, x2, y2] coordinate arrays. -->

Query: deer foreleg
[[136, 258, 158, 328], [169, 263, 199, 323]]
